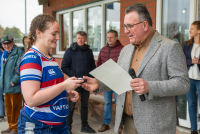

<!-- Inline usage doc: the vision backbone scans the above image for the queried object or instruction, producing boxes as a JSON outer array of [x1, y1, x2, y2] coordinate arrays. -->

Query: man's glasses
[[122, 21, 144, 31]]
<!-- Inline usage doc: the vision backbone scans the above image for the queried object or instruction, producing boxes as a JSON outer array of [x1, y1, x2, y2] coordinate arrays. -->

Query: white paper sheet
[[89, 59, 132, 95]]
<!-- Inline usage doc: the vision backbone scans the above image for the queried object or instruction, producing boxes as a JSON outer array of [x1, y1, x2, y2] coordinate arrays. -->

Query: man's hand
[[82, 76, 99, 92], [67, 91, 79, 102], [130, 78, 149, 94]]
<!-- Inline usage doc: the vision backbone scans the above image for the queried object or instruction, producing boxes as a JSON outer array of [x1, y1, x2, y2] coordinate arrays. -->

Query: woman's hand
[[63, 77, 83, 91], [67, 91, 79, 102], [192, 56, 199, 64]]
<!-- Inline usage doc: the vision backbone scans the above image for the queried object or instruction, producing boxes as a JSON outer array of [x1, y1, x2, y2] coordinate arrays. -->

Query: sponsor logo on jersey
[[52, 105, 69, 110], [48, 69, 56, 75], [23, 55, 37, 60]]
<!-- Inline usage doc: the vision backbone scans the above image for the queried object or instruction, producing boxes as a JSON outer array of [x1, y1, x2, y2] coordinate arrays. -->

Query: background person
[[17, 14, 83, 134], [0, 35, 24, 134], [22, 36, 28, 51], [96, 30, 123, 132], [61, 31, 96, 134], [0, 42, 4, 122], [82, 3, 189, 134], [183, 20, 200, 134]]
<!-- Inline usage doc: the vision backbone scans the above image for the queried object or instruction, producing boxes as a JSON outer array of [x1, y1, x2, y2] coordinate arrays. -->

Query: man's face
[[76, 34, 87, 46], [2, 42, 14, 52], [124, 11, 145, 45], [107, 32, 118, 46]]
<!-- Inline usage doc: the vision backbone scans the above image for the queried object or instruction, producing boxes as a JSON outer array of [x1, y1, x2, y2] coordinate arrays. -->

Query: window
[[161, 0, 190, 46], [59, 13, 69, 51], [56, 0, 120, 55], [73, 10, 84, 43], [106, 3, 120, 36], [161, 0, 190, 122], [87, 6, 102, 52]]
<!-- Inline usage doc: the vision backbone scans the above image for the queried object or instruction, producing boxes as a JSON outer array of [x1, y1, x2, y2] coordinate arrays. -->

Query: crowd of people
[[0, 2, 199, 134]]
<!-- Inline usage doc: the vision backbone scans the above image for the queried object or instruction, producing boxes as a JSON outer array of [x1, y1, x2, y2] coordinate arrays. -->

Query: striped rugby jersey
[[19, 45, 68, 125]]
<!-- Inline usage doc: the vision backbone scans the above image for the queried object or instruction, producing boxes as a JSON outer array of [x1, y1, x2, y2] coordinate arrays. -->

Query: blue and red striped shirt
[[19, 46, 68, 125]]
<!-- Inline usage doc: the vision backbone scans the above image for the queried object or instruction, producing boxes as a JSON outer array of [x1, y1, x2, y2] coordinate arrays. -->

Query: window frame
[[56, 0, 120, 56]]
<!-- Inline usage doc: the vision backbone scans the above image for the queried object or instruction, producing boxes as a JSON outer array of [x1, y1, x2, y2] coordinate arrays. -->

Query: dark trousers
[[67, 87, 90, 128]]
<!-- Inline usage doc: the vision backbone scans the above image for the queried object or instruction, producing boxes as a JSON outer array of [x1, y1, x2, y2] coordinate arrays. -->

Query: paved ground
[[0, 116, 8, 132], [0, 113, 116, 134], [0, 112, 192, 134]]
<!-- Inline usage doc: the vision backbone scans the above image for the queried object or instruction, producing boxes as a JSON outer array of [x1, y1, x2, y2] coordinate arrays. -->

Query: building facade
[[39, 0, 200, 130]]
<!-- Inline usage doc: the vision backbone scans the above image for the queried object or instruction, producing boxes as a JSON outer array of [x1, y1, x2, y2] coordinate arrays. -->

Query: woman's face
[[39, 21, 60, 49], [189, 24, 200, 38], [24, 38, 28, 45]]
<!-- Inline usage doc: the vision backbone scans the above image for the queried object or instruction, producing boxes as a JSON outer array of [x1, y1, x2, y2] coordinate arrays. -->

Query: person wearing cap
[[0, 35, 24, 134]]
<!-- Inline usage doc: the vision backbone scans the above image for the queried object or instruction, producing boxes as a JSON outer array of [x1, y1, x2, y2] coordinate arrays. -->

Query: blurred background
[[0, 0, 42, 46]]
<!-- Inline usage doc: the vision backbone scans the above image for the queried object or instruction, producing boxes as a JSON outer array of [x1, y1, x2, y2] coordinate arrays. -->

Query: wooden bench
[[88, 94, 116, 123]]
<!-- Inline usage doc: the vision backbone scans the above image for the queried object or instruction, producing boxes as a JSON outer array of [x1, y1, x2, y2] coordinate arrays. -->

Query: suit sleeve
[[148, 43, 190, 100], [61, 49, 76, 77]]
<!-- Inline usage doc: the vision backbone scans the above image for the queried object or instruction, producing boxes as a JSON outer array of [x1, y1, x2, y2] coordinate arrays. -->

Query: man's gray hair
[[125, 3, 152, 26]]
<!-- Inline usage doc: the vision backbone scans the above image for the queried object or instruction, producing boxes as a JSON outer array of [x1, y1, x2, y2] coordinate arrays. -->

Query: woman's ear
[[198, 29, 200, 34], [36, 29, 42, 39]]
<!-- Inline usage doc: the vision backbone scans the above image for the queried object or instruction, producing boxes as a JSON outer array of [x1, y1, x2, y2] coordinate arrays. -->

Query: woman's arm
[[22, 77, 83, 107]]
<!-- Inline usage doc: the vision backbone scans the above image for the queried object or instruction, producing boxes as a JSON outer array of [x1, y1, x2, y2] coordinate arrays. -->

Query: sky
[[0, 0, 43, 35]]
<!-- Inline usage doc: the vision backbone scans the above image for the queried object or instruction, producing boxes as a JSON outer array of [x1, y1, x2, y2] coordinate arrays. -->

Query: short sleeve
[[19, 51, 42, 82]]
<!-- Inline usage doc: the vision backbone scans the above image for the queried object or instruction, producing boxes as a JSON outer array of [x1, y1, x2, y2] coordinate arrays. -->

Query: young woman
[[183, 20, 200, 134], [18, 14, 83, 134]]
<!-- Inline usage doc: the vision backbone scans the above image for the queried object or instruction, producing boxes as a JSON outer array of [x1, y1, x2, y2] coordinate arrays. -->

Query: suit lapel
[[137, 31, 162, 77], [124, 44, 135, 72]]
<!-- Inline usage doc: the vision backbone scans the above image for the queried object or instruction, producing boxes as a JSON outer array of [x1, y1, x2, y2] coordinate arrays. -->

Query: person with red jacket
[[97, 30, 123, 132]]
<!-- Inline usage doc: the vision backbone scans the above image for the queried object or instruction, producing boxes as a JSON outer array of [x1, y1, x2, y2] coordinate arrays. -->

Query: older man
[[0, 35, 24, 134], [82, 3, 189, 134]]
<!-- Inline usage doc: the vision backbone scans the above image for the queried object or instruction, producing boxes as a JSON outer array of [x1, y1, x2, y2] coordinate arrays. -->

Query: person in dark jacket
[[97, 30, 123, 132], [183, 21, 200, 134], [0, 35, 24, 134], [61, 31, 96, 134]]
